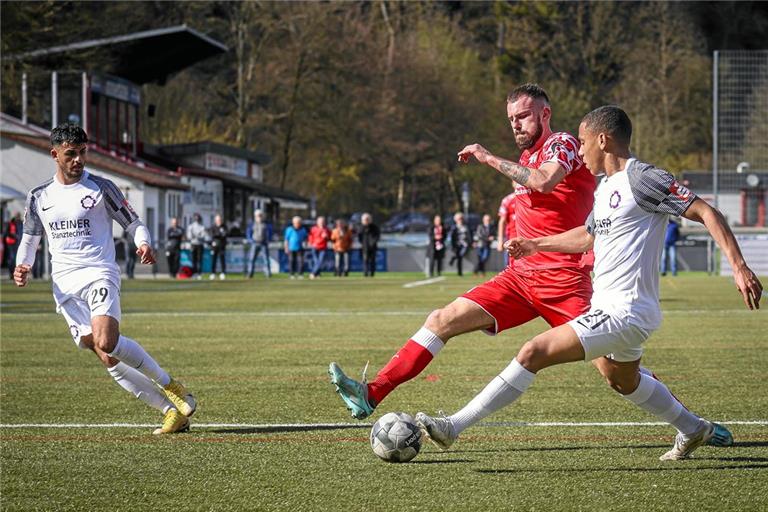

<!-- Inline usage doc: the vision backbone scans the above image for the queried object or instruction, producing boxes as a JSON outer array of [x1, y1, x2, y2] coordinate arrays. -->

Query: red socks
[[367, 328, 444, 407]]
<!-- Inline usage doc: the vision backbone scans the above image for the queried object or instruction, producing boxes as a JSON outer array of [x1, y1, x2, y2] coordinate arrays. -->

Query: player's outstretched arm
[[13, 264, 31, 287], [683, 199, 763, 310], [125, 221, 154, 265], [13, 234, 41, 287], [136, 244, 156, 265], [505, 226, 594, 260], [457, 144, 566, 193]]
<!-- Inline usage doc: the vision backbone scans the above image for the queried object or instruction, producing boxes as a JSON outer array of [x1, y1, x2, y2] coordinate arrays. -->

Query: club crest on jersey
[[609, 190, 621, 209], [80, 195, 97, 209], [669, 181, 691, 201]]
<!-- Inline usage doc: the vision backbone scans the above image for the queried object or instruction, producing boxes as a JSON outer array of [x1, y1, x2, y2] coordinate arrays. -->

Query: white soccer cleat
[[415, 411, 457, 450], [660, 420, 715, 461]]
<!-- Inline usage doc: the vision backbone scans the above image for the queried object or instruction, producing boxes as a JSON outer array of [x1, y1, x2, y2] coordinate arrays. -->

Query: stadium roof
[[176, 166, 309, 207], [1, 131, 188, 190], [141, 143, 307, 207], [4, 25, 228, 85], [157, 141, 271, 166]]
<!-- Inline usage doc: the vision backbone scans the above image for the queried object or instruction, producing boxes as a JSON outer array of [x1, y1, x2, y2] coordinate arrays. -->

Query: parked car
[[381, 212, 431, 233], [443, 212, 482, 232]]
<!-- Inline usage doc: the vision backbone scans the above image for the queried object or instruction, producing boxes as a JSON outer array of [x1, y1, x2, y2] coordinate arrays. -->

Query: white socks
[[624, 373, 702, 436], [412, 327, 445, 356], [108, 363, 173, 413], [449, 359, 536, 436], [109, 335, 171, 387]]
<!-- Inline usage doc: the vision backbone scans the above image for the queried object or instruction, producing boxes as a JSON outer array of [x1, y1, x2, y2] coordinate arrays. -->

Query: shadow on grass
[[475, 463, 768, 474], [209, 425, 368, 434], [699, 456, 768, 463], [732, 441, 768, 448], [410, 459, 473, 465], [448, 443, 670, 455]]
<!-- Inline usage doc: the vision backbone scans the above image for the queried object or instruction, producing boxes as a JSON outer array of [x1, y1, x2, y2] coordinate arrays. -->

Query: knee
[[603, 372, 639, 395], [93, 331, 118, 354], [516, 339, 546, 370], [424, 308, 447, 331]]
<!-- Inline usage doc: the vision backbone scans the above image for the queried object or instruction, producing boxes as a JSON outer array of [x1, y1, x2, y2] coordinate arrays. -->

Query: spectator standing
[[284, 216, 308, 279], [449, 212, 472, 276], [358, 213, 380, 277], [246, 210, 272, 279], [331, 219, 353, 276], [473, 214, 495, 276], [186, 214, 206, 280], [308, 216, 331, 279], [210, 214, 228, 280], [3, 212, 22, 278], [427, 215, 446, 277], [165, 217, 184, 278], [661, 218, 681, 276], [124, 229, 137, 279]]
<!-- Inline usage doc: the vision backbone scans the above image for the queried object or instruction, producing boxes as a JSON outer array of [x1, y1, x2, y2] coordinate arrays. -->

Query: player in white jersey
[[417, 106, 763, 461], [13, 124, 197, 435]]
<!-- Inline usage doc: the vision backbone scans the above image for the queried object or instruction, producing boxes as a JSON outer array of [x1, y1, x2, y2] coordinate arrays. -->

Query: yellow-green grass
[[1, 274, 766, 511]]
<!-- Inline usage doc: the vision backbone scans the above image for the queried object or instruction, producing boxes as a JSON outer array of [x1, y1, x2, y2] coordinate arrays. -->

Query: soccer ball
[[370, 412, 422, 463]]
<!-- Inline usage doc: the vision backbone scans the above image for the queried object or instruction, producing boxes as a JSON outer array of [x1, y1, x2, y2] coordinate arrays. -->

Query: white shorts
[[568, 307, 650, 362], [56, 279, 121, 348]]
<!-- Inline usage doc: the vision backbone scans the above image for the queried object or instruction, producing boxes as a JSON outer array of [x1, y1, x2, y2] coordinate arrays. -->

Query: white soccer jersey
[[586, 159, 695, 330], [23, 170, 147, 297]]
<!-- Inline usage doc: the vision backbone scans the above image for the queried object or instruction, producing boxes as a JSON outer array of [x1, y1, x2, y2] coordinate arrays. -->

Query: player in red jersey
[[327, 84, 733, 446], [329, 83, 593, 417]]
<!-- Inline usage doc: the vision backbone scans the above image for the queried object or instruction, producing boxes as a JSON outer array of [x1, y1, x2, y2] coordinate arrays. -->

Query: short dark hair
[[50, 123, 88, 147], [507, 83, 550, 105], [582, 105, 632, 145]]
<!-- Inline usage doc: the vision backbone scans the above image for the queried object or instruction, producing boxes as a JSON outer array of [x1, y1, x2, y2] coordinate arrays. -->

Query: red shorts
[[461, 266, 592, 334]]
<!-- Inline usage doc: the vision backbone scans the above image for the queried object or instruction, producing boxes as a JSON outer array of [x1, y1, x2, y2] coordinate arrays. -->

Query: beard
[[61, 165, 84, 181], [514, 119, 543, 151]]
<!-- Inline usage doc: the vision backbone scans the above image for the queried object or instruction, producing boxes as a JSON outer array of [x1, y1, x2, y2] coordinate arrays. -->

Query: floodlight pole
[[51, 71, 58, 128], [712, 51, 719, 211], [21, 73, 28, 124], [709, 50, 720, 275], [82, 72, 89, 133]]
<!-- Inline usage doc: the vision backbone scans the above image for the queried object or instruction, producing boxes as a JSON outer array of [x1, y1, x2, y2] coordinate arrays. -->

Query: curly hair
[[50, 123, 88, 147]]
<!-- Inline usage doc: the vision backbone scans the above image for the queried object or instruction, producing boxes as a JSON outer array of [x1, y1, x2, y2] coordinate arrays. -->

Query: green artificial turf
[[1, 273, 766, 511]]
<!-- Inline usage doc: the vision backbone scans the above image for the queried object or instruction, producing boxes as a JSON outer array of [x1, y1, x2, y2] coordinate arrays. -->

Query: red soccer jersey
[[498, 192, 517, 239], [513, 131, 596, 271]]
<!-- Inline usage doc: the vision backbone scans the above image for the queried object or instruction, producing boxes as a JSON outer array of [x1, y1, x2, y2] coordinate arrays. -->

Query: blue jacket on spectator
[[284, 225, 307, 252]]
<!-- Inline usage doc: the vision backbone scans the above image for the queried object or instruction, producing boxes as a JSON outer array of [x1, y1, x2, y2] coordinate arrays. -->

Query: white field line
[[1, 420, 766, 429], [403, 276, 446, 288]]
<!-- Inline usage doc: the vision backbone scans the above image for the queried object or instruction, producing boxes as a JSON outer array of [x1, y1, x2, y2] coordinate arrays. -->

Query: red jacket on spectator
[[308, 225, 331, 250]]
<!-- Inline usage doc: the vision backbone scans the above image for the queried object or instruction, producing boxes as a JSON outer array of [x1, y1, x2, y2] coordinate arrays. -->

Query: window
[[167, 192, 182, 219]]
